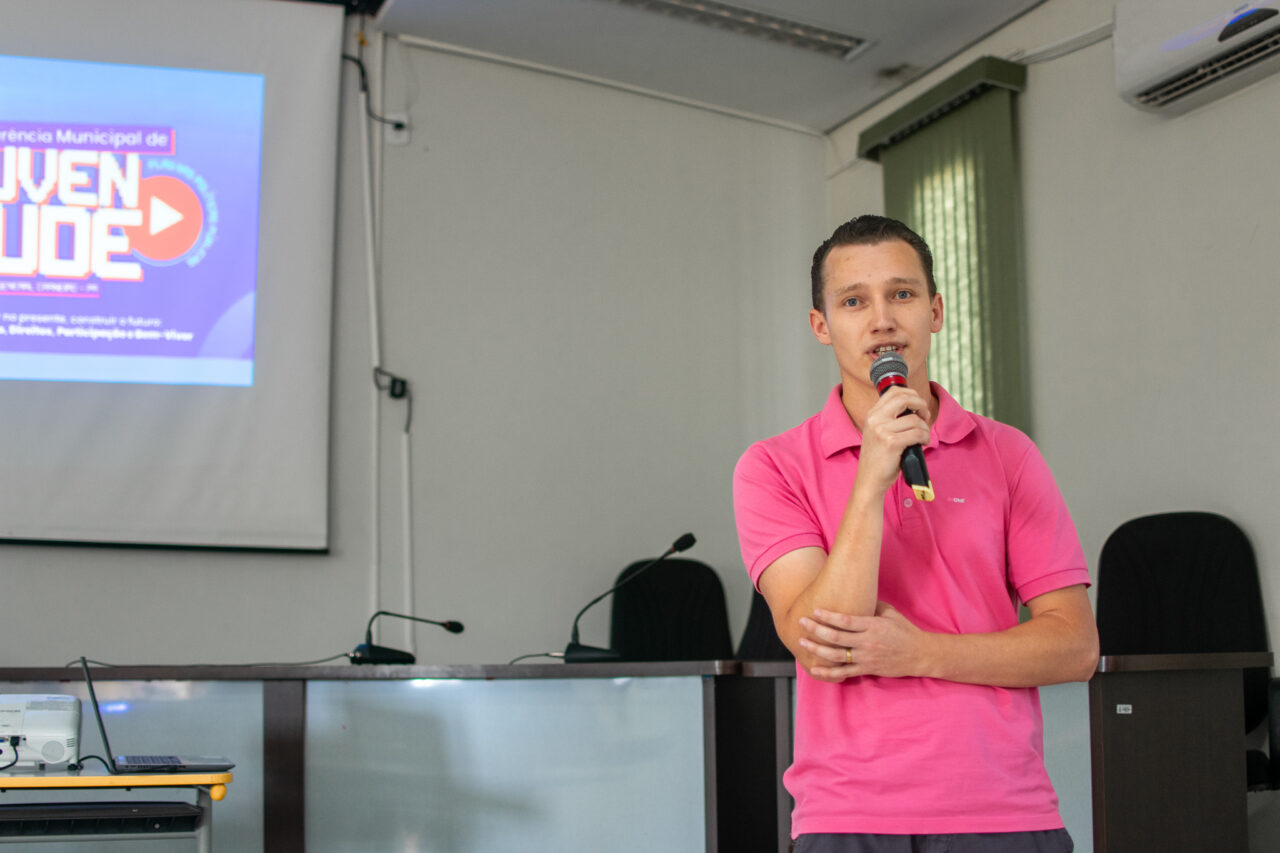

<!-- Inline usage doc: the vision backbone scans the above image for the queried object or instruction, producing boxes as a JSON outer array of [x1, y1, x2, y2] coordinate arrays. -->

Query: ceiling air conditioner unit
[[1115, 0, 1280, 113]]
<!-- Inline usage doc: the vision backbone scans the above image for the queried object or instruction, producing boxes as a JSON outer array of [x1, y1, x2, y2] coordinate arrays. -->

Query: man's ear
[[809, 307, 831, 345], [930, 293, 943, 333]]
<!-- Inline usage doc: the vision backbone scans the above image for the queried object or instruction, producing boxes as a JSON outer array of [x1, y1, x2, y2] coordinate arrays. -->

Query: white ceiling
[[375, 0, 1046, 132]]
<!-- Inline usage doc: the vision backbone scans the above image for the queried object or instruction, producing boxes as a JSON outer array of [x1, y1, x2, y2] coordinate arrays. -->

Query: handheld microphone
[[562, 532, 696, 663], [351, 610, 465, 665], [869, 352, 934, 502]]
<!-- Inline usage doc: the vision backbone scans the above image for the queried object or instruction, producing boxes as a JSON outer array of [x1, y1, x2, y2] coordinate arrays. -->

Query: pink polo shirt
[[733, 383, 1090, 836]]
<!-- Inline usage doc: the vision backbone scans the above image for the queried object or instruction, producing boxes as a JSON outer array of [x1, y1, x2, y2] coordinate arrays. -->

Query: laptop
[[79, 657, 235, 774]]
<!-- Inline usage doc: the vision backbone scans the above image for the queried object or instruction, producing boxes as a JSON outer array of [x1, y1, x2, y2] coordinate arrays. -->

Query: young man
[[733, 216, 1098, 852]]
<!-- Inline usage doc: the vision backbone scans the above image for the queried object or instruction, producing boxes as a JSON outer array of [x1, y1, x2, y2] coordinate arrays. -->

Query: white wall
[[827, 0, 1280, 640], [372, 39, 828, 663], [0, 13, 827, 667]]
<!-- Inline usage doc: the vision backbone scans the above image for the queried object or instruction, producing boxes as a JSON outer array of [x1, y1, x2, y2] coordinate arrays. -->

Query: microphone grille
[[869, 351, 907, 385]]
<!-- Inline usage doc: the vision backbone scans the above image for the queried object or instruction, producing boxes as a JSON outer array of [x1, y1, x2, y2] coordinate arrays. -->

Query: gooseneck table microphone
[[562, 532, 696, 663], [351, 610, 464, 664]]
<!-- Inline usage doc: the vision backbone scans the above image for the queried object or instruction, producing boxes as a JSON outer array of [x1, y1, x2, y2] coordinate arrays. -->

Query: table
[[1089, 652, 1271, 853], [0, 662, 732, 852], [0, 771, 231, 851], [0, 660, 1104, 853]]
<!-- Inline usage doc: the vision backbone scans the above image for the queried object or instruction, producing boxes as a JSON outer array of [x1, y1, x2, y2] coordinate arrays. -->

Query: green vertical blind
[[858, 58, 1029, 433]]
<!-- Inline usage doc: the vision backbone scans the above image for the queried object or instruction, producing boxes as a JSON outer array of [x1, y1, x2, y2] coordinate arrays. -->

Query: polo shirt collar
[[818, 382, 977, 458]]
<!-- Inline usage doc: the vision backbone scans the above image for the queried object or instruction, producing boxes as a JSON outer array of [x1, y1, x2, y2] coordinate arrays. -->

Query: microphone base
[[351, 643, 417, 665], [562, 642, 621, 663]]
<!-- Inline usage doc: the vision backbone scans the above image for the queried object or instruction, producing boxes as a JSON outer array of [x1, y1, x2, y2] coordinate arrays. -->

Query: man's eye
[[843, 297, 859, 307], [895, 290, 911, 299]]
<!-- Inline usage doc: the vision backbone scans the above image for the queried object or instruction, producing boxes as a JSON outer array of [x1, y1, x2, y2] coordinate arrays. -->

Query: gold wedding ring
[[844, 648, 853, 664]]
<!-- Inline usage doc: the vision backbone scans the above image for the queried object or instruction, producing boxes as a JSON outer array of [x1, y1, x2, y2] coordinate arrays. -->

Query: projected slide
[[0, 55, 263, 386]]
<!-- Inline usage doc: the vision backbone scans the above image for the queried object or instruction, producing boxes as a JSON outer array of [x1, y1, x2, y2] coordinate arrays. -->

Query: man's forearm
[[759, 385, 933, 676], [762, 485, 887, 673], [802, 585, 1100, 687], [917, 607, 1100, 688], [788, 487, 884, 621]]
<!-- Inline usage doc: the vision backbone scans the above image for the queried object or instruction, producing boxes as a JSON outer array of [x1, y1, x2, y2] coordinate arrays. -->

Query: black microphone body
[[869, 352, 934, 502], [563, 533, 696, 663], [351, 610, 464, 665]]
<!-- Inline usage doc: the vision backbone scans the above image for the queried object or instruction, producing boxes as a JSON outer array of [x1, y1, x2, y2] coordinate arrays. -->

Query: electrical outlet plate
[[385, 113, 410, 146]]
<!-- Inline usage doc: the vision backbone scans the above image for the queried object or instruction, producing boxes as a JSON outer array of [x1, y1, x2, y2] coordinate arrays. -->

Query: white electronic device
[[0, 694, 80, 770], [1115, 0, 1280, 114]]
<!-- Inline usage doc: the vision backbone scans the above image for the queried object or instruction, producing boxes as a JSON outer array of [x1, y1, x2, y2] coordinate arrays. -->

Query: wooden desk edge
[[741, 653, 1275, 678], [0, 661, 740, 681], [1095, 652, 1273, 673]]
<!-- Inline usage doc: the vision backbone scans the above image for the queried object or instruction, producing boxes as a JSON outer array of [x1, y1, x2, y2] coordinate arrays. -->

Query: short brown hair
[[810, 215, 937, 311]]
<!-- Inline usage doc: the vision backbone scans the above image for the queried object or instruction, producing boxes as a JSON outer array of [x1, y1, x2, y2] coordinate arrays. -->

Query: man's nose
[[870, 297, 896, 330]]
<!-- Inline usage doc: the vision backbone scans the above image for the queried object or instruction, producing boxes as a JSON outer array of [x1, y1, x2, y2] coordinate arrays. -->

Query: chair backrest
[[736, 589, 793, 661], [1097, 511, 1269, 731], [608, 558, 733, 662]]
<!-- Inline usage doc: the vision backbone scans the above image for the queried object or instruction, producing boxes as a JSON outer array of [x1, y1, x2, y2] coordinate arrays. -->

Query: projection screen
[[0, 0, 342, 548]]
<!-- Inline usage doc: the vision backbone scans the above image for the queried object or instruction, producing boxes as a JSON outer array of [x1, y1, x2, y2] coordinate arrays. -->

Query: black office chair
[[735, 589, 793, 661], [1096, 511, 1279, 790], [608, 558, 734, 662]]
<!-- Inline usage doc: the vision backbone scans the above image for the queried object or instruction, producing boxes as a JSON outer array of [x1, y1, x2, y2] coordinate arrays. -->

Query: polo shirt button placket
[[897, 481, 923, 530]]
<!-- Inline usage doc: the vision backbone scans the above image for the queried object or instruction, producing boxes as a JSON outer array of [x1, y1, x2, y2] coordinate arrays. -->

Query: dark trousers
[[792, 829, 1073, 853]]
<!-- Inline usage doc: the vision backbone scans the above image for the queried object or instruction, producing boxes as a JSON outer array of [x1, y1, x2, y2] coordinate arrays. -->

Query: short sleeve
[[733, 442, 826, 589], [1001, 436, 1092, 603]]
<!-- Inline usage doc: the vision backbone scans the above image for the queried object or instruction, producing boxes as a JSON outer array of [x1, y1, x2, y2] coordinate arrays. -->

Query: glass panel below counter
[[305, 675, 706, 853]]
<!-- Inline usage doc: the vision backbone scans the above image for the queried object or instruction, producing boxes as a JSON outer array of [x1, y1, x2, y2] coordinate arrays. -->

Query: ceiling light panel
[[600, 0, 869, 60]]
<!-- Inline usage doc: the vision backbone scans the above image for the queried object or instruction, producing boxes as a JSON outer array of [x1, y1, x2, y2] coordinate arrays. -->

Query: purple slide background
[[0, 55, 263, 375]]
